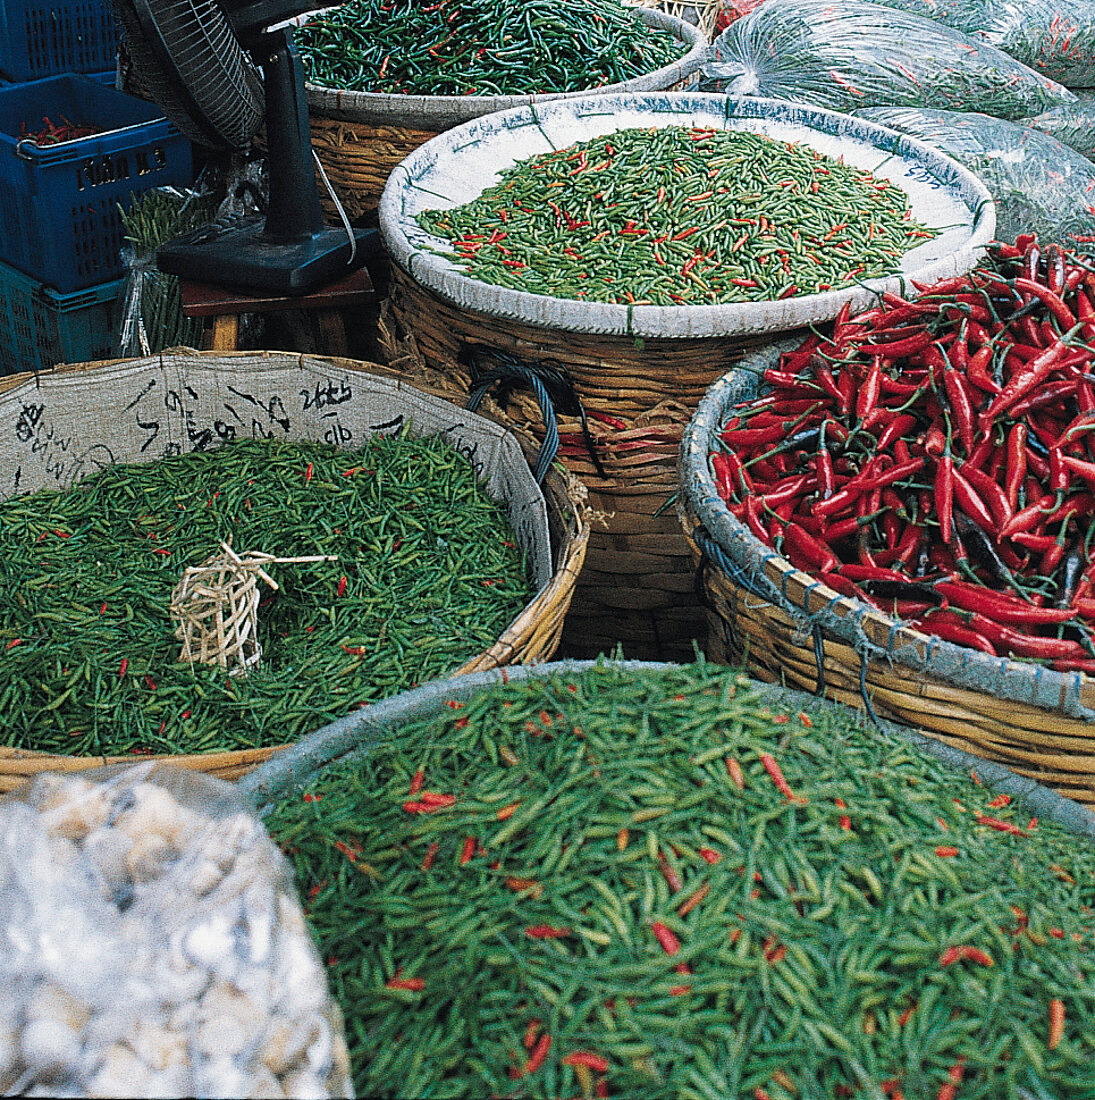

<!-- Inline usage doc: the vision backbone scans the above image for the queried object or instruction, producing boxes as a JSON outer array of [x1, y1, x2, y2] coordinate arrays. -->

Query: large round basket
[[301, 7, 707, 222], [0, 349, 589, 791], [680, 345, 1095, 809], [379, 91, 994, 661]]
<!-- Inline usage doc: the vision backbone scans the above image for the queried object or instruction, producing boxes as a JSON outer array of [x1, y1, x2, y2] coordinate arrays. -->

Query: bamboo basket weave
[[680, 355, 1095, 810], [0, 350, 589, 792], [381, 280, 766, 661]]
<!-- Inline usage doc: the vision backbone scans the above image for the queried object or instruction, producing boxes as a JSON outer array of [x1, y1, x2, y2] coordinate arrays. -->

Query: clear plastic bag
[[1024, 98, 1095, 162], [704, 0, 1077, 120], [869, 0, 1095, 90], [0, 763, 353, 1099], [854, 105, 1095, 249]]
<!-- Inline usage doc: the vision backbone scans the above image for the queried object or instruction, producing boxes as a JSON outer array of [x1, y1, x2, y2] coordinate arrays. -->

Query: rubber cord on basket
[[460, 347, 608, 482], [692, 523, 841, 703]]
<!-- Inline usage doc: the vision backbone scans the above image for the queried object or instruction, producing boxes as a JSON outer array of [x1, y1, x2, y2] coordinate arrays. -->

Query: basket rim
[[0, 350, 591, 781], [304, 7, 708, 127], [678, 343, 1095, 720], [237, 657, 1095, 837], [379, 91, 995, 339]]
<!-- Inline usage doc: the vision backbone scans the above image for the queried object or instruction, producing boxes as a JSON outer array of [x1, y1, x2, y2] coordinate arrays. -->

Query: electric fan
[[111, 0, 379, 293]]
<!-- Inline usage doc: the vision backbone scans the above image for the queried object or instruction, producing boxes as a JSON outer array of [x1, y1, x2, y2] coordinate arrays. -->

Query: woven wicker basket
[[0, 350, 589, 792], [680, 351, 1095, 810], [379, 92, 992, 662], [381, 279, 765, 661]]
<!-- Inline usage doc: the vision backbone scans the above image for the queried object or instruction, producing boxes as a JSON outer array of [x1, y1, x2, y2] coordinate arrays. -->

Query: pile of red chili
[[19, 115, 100, 145], [711, 236, 1095, 671]]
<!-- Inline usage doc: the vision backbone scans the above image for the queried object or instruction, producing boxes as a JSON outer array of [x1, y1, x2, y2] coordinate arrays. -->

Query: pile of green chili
[[417, 126, 937, 306], [0, 434, 531, 756], [267, 661, 1095, 1099], [295, 0, 686, 97]]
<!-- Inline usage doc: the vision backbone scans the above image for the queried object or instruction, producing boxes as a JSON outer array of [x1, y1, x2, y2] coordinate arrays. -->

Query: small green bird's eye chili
[[418, 126, 936, 306], [266, 661, 1095, 1099], [295, 0, 686, 97], [0, 434, 532, 757]]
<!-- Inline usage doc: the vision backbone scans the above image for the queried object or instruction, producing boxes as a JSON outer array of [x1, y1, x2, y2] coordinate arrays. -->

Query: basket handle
[[460, 346, 608, 483]]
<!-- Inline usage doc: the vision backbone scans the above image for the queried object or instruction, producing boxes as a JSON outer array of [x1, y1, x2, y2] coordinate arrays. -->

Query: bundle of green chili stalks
[[0, 434, 532, 757], [418, 126, 938, 307], [268, 661, 1095, 1100], [295, 0, 685, 97]]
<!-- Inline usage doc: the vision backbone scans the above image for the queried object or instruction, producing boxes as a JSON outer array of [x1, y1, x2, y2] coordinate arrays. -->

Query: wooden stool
[[178, 265, 376, 355]]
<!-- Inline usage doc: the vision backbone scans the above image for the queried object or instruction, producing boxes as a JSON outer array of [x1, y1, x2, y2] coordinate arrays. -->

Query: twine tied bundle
[[170, 542, 336, 673]]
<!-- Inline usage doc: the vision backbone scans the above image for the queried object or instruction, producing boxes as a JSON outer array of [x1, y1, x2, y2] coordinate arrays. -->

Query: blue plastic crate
[[0, 73, 192, 292], [0, 0, 119, 82], [0, 256, 124, 375]]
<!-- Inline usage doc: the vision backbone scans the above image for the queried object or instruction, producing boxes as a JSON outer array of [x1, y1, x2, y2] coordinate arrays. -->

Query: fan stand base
[[157, 214, 380, 296]]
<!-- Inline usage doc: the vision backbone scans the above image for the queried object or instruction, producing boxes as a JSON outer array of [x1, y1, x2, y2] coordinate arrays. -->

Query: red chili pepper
[[418, 790, 456, 808], [497, 800, 521, 820], [874, 413, 918, 454], [782, 521, 838, 574], [651, 921, 681, 956], [409, 769, 424, 795], [943, 363, 976, 456], [979, 324, 1084, 426], [336, 574, 347, 598], [1048, 998, 1066, 1051], [855, 357, 883, 423], [915, 609, 997, 656], [698, 847, 722, 864], [524, 1032, 552, 1075], [759, 753, 803, 802], [935, 452, 955, 546], [524, 925, 571, 939], [936, 1056, 966, 1100], [1011, 275, 1078, 331], [523, 1020, 541, 1051], [711, 451, 736, 502], [118, 657, 128, 679], [385, 973, 426, 991], [932, 582, 1075, 626], [975, 814, 1026, 836], [939, 944, 994, 967], [304, 462, 314, 483], [562, 1051, 609, 1073], [965, 345, 1000, 394], [459, 836, 476, 865], [950, 468, 996, 531], [1004, 424, 1028, 511], [421, 842, 439, 870]]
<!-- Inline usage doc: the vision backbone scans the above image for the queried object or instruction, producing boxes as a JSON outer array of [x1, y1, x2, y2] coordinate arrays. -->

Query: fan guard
[[112, 0, 263, 151], [110, 0, 379, 294]]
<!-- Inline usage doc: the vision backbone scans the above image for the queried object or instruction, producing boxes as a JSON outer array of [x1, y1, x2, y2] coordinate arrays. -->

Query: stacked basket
[[0, 349, 589, 789], [298, 6, 706, 222], [379, 92, 993, 661]]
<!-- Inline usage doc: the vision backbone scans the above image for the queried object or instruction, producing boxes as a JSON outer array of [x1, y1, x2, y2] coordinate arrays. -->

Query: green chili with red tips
[[418, 126, 935, 306], [266, 661, 1095, 1098]]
